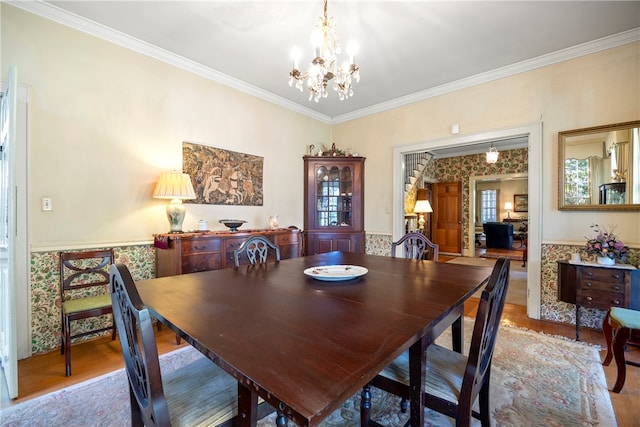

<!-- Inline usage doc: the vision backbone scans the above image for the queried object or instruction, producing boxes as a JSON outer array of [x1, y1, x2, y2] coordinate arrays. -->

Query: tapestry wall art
[[183, 142, 264, 206]]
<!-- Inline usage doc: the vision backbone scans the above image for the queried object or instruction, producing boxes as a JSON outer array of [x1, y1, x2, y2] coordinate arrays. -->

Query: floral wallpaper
[[433, 148, 528, 251], [28, 230, 637, 354], [30, 245, 155, 354], [365, 234, 393, 257]]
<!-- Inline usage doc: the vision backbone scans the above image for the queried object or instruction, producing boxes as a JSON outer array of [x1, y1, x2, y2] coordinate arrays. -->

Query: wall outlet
[[42, 197, 53, 212]]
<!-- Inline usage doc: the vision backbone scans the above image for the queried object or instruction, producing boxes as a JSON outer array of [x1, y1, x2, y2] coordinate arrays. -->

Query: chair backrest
[[110, 263, 171, 426], [391, 232, 439, 261], [458, 257, 510, 415], [59, 249, 115, 302], [233, 235, 281, 267]]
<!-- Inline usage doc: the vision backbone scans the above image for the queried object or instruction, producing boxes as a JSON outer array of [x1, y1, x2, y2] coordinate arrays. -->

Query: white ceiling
[[12, 1, 640, 123]]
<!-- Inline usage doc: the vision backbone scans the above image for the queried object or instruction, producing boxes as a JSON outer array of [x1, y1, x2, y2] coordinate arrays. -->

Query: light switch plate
[[42, 197, 53, 211]]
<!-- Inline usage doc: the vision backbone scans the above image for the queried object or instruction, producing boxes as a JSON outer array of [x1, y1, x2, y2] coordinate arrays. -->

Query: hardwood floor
[[2, 304, 638, 425]]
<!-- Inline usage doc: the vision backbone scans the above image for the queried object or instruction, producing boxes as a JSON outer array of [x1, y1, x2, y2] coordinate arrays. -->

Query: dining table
[[135, 251, 492, 426]]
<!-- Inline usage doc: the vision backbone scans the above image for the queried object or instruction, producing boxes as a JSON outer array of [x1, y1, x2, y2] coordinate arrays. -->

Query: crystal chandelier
[[288, 0, 360, 102]]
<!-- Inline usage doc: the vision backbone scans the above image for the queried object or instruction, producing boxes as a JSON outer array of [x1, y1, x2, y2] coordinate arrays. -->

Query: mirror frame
[[558, 120, 640, 211]]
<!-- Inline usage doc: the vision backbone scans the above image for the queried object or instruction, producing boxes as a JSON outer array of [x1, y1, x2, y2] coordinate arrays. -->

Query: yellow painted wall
[[333, 42, 640, 245], [2, 5, 330, 249]]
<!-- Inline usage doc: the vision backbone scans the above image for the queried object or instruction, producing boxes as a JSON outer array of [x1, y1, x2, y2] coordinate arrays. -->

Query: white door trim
[[393, 123, 542, 319]]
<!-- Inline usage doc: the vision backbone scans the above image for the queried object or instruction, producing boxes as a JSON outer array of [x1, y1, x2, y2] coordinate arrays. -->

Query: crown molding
[[332, 28, 640, 124], [8, 1, 638, 126], [7, 0, 333, 124]]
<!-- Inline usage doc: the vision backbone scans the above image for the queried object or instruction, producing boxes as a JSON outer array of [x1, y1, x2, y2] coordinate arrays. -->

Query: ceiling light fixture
[[486, 143, 499, 164], [288, 0, 360, 103]]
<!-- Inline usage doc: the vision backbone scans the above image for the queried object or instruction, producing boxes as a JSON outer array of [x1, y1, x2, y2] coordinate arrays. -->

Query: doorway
[[1, 70, 30, 399], [392, 123, 542, 319]]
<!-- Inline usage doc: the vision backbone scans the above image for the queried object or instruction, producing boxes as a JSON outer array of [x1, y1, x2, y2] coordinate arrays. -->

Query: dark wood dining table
[[135, 251, 491, 426]]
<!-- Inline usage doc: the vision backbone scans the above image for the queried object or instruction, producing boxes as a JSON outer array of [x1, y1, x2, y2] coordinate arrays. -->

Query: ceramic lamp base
[[166, 199, 186, 233]]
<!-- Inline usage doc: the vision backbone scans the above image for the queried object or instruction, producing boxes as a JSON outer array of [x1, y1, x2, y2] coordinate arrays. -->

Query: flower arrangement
[[583, 224, 629, 262]]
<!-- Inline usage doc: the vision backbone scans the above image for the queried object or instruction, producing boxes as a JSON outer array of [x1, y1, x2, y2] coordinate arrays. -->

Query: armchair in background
[[483, 222, 514, 249]]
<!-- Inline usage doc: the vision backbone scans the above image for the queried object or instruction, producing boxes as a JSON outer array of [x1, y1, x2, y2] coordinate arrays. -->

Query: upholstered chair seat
[[163, 356, 237, 426], [62, 294, 112, 314], [378, 344, 467, 404]]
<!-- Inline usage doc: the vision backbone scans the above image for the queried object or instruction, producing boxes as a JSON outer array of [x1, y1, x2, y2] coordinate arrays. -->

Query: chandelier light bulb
[[346, 40, 358, 63], [290, 47, 302, 69]]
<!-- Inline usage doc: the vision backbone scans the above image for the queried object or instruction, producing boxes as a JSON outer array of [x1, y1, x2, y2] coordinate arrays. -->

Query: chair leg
[[478, 370, 491, 427], [60, 314, 66, 355], [360, 384, 372, 426], [129, 385, 144, 427], [399, 397, 409, 413], [64, 316, 72, 376], [612, 326, 631, 393], [111, 319, 117, 341], [602, 310, 614, 366]]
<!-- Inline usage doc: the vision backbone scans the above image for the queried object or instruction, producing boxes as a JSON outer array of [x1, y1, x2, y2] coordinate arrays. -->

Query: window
[[564, 158, 591, 205], [479, 190, 497, 223]]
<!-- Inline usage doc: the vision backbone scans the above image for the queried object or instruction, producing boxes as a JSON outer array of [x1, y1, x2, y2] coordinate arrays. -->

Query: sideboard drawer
[[580, 280, 625, 293], [182, 238, 221, 254], [276, 232, 299, 245], [580, 290, 625, 310], [580, 267, 625, 283], [182, 253, 222, 273]]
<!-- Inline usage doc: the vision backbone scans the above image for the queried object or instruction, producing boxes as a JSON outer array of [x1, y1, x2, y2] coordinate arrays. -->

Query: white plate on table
[[303, 265, 368, 282]]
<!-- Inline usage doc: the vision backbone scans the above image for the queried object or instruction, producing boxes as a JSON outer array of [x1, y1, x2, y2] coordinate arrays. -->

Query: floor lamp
[[413, 200, 433, 233]]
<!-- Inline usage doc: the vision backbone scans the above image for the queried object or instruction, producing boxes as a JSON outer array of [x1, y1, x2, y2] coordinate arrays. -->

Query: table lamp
[[413, 199, 433, 232], [153, 171, 196, 233], [504, 201, 513, 219]]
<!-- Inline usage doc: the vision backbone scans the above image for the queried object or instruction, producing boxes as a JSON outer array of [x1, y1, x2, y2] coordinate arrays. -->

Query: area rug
[[446, 257, 527, 306], [0, 320, 615, 427], [481, 248, 525, 262]]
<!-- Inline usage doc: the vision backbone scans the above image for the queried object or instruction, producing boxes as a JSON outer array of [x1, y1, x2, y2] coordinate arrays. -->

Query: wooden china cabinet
[[303, 156, 365, 254]]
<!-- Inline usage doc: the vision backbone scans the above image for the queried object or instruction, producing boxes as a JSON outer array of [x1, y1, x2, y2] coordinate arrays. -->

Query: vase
[[596, 256, 615, 266]]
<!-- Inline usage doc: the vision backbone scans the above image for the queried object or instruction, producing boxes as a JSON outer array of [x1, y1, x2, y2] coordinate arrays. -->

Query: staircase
[[404, 152, 433, 206]]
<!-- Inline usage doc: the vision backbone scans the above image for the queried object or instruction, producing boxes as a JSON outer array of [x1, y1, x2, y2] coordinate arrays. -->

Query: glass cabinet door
[[316, 165, 353, 227]]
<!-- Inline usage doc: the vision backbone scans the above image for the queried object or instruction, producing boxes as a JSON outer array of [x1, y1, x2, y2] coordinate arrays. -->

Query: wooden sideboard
[[154, 228, 301, 277], [557, 260, 639, 340]]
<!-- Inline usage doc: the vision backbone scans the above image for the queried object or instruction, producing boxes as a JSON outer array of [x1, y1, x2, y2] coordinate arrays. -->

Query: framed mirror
[[558, 120, 639, 211]]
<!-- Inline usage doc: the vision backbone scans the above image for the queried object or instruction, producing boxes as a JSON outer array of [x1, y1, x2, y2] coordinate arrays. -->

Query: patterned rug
[[1, 320, 616, 427]]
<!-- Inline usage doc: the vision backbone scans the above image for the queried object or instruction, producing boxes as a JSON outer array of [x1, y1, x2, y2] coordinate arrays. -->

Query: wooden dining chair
[[361, 257, 511, 427], [391, 231, 439, 261], [59, 249, 116, 376], [602, 307, 640, 393], [110, 263, 273, 427], [233, 235, 281, 267]]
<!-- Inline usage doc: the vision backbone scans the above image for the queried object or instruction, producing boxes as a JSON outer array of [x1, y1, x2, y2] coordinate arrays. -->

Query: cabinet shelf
[[304, 156, 365, 254]]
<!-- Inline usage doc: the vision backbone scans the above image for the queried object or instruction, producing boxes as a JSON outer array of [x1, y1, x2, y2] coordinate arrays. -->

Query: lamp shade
[[504, 201, 513, 211], [413, 200, 433, 214], [153, 172, 196, 200]]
